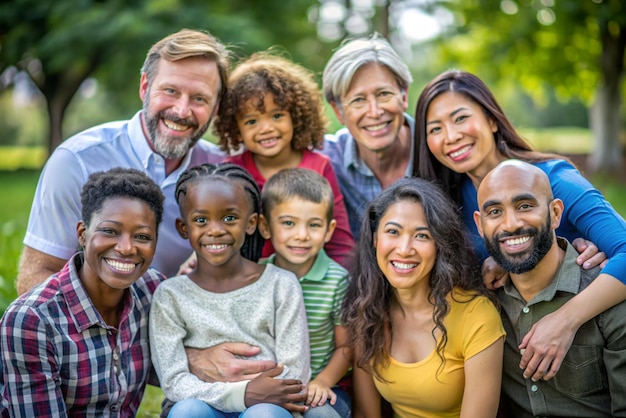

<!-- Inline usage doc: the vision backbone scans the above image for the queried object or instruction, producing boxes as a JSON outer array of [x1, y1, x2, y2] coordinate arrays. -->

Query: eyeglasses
[[342, 90, 401, 111]]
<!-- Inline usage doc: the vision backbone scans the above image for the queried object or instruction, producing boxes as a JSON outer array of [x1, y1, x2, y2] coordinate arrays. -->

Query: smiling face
[[78, 197, 157, 293], [176, 178, 257, 268], [374, 199, 436, 293], [140, 57, 220, 159], [333, 63, 408, 154], [474, 163, 563, 274], [236, 93, 296, 162], [260, 197, 336, 278], [425, 91, 503, 182]]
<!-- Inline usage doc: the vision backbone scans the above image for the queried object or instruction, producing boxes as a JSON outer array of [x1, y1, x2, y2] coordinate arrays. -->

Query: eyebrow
[[481, 193, 538, 211], [426, 107, 468, 125], [384, 221, 429, 231]]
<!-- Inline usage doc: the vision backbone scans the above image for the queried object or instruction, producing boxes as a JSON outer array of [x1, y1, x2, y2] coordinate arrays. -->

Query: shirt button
[[113, 352, 119, 361], [522, 306, 530, 313], [531, 384, 538, 392]]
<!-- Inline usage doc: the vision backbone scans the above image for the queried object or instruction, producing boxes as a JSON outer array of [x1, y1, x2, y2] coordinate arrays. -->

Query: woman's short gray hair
[[322, 33, 412, 107]]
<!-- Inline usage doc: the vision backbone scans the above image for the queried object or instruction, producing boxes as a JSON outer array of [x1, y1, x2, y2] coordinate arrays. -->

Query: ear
[[246, 213, 258, 236], [373, 231, 378, 248], [257, 214, 271, 239], [549, 198, 564, 230], [489, 117, 498, 133], [400, 89, 409, 111], [330, 101, 346, 125], [324, 219, 337, 244], [473, 210, 485, 238], [139, 72, 149, 101], [77, 221, 87, 248], [175, 218, 189, 239]]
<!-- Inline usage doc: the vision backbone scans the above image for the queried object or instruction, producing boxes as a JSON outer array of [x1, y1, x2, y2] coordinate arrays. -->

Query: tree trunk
[[45, 96, 66, 156], [588, 21, 626, 173]]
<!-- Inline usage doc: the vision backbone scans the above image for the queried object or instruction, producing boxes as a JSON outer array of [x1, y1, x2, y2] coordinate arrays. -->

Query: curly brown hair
[[213, 51, 328, 152]]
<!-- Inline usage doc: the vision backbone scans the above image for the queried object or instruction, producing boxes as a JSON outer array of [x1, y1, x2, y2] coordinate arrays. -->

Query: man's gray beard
[[142, 100, 209, 159]]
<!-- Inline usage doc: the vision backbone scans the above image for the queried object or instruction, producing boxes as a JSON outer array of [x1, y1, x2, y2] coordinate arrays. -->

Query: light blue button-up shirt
[[24, 111, 225, 277]]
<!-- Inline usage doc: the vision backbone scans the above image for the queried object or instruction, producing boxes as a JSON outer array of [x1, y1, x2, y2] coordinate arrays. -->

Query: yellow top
[[374, 290, 505, 418]]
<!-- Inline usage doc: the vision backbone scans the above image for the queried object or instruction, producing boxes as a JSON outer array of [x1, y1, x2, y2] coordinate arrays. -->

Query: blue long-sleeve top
[[462, 159, 626, 285]]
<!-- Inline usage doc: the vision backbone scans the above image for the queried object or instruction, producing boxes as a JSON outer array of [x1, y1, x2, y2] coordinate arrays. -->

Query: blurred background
[[1, 1, 625, 415]]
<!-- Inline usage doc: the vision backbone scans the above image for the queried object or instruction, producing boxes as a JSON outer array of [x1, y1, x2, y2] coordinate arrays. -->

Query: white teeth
[[504, 236, 530, 246], [364, 123, 388, 131], [392, 261, 417, 270], [163, 119, 188, 131], [449, 145, 471, 158], [105, 259, 136, 272], [205, 244, 227, 250]]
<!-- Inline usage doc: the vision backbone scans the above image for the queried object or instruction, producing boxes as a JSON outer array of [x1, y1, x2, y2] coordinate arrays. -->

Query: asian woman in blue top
[[413, 69, 626, 383]]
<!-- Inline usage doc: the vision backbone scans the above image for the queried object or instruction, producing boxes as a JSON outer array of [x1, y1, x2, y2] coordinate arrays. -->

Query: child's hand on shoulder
[[306, 379, 336, 407]]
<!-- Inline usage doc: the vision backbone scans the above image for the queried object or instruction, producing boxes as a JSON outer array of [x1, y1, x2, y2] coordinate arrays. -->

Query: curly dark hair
[[413, 69, 567, 206], [80, 167, 164, 227], [175, 162, 265, 262], [213, 51, 328, 152], [342, 177, 494, 381]]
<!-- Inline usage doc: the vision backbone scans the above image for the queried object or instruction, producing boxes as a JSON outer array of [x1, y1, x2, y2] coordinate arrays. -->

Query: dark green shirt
[[498, 238, 626, 417]]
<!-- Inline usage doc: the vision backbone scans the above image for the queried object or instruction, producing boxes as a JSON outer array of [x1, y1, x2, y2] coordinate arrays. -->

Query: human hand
[[572, 237, 608, 270], [245, 365, 308, 413], [518, 310, 576, 381], [177, 252, 197, 275], [481, 257, 509, 290], [185, 343, 276, 383], [307, 379, 336, 407]]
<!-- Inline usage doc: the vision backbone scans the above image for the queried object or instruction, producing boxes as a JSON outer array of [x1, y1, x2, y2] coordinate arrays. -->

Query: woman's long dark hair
[[342, 177, 493, 380], [413, 69, 566, 205]]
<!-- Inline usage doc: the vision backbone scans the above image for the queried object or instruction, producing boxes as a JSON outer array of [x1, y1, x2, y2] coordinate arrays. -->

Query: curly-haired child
[[214, 52, 354, 267]]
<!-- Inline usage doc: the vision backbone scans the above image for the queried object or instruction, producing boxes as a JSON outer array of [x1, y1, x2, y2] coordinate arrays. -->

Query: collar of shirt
[[261, 249, 331, 282], [502, 237, 581, 306], [59, 253, 135, 332]]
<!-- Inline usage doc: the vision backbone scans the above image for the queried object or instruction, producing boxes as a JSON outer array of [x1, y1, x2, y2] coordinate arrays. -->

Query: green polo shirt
[[262, 249, 349, 377]]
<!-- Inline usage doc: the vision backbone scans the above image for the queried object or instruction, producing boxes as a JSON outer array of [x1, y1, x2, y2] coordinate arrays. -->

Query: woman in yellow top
[[342, 177, 505, 418]]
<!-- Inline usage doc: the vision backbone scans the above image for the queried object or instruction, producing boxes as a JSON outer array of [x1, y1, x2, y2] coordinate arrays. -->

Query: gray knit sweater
[[149, 264, 311, 412]]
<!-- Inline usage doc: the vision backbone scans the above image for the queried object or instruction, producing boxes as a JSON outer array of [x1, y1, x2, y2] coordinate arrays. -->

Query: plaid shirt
[[0, 253, 163, 417], [320, 114, 414, 240]]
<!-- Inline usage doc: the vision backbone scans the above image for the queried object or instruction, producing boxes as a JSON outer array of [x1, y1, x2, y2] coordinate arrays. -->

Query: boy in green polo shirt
[[259, 168, 351, 418]]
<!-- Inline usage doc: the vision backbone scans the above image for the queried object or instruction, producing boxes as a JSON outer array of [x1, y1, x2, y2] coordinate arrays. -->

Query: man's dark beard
[[484, 214, 553, 274]]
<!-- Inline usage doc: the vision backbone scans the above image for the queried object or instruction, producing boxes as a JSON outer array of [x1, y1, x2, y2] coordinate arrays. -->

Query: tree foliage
[[0, 0, 329, 154], [433, 0, 626, 172]]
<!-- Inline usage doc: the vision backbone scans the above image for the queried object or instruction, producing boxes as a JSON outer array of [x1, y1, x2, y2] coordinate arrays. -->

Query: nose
[[365, 96, 384, 118], [502, 210, 524, 232], [395, 235, 414, 257], [172, 95, 192, 118], [259, 118, 275, 134], [115, 234, 136, 256], [206, 220, 226, 237], [293, 224, 309, 240], [444, 123, 462, 144]]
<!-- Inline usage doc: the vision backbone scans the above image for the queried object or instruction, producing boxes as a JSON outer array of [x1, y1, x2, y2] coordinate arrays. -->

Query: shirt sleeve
[[598, 303, 626, 415], [547, 160, 626, 284], [23, 148, 86, 260], [460, 296, 506, 360], [273, 270, 311, 384], [321, 158, 355, 268], [149, 282, 248, 412], [1, 304, 67, 417]]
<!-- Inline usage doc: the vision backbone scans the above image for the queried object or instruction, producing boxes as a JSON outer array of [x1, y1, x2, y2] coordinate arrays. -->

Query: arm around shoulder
[[17, 246, 66, 295]]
